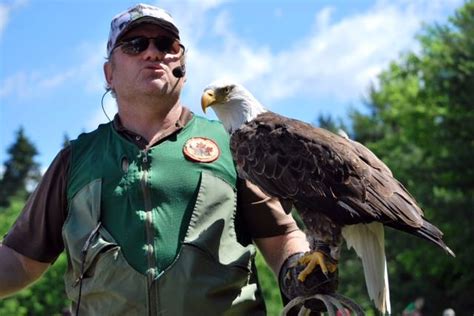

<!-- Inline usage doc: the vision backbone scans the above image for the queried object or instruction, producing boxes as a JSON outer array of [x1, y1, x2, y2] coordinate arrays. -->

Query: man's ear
[[104, 61, 113, 90]]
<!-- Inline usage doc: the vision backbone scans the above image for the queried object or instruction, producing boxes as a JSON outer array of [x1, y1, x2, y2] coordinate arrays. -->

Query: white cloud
[[181, 8, 273, 107], [75, 41, 109, 94], [0, 72, 28, 97], [38, 70, 76, 90], [154, 0, 231, 44], [261, 3, 422, 102], [0, 40, 105, 100], [0, 0, 27, 38], [0, 67, 80, 100], [0, 5, 8, 36], [169, 0, 464, 115], [268, 0, 463, 103]]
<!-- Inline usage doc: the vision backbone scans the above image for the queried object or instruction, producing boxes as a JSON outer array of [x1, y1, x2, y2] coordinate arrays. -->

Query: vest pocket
[[156, 243, 264, 315], [79, 242, 120, 281], [65, 226, 120, 297], [184, 171, 255, 269], [65, 225, 149, 315]]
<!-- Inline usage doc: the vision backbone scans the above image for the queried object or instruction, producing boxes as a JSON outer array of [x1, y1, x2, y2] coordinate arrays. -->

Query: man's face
[[104, 23, 184, 101]]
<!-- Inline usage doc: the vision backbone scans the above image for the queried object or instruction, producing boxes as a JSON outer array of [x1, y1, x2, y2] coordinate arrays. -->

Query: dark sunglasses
[[113, 36, 184, 56]]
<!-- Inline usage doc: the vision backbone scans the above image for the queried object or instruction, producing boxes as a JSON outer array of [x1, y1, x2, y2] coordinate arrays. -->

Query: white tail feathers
[[342, 223, 391, 314]]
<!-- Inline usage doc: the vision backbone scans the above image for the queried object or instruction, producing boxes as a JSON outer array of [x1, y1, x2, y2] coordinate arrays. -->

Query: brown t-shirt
[[3, 109, 297, 263]]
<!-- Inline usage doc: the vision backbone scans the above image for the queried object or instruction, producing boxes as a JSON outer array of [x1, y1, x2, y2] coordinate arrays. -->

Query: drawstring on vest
[[75, 222, 102, 316]]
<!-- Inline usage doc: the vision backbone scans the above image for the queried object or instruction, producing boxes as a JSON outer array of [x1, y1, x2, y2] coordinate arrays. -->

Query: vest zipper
[[140, 151, 159, 316]]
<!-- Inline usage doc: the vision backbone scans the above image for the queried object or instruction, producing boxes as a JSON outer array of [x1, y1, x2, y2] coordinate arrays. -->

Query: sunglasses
[[113, 36, 184, 56]]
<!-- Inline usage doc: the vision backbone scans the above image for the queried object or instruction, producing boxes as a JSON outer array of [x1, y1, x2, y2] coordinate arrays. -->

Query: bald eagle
[[201, 80, 454, 314]]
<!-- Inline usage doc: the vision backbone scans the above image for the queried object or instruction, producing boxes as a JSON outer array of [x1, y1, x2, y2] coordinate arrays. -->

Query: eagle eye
[[223, 85, 235, 94]]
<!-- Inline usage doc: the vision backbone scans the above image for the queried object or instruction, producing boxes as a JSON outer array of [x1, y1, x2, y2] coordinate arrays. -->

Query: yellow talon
[[297, 251, 337, 282]]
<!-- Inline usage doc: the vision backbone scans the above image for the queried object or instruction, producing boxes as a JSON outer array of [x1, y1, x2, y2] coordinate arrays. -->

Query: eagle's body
[[201, 80, 454, 314], [232, 111, 447, 246]]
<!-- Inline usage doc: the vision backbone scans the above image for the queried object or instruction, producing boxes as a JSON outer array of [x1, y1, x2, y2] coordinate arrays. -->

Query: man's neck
[[117, 98, 183, 146]]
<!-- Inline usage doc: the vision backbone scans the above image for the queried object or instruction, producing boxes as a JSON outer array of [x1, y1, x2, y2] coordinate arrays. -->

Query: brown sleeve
[[238, 179, 299, 238], [2, 147, 70, 263]]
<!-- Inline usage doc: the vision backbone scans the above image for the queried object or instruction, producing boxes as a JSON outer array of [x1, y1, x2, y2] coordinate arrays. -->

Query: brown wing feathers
[[231, 111, 453, 255]]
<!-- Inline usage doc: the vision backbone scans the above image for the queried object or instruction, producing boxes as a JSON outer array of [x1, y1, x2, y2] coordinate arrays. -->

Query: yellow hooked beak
[[201, 89, 216, 114]]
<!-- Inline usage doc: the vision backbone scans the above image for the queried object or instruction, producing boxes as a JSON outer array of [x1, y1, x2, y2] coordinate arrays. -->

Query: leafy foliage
[[347, 1, 474, 313], [0, 197, 70, 315]]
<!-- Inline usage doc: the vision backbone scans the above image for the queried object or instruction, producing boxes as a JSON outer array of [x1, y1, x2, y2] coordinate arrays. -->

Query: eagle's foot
[[297, 251, 337, 282]]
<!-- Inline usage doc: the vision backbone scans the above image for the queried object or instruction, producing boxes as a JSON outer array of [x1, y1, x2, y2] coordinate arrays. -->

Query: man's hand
[[279, 251, 339, 312]]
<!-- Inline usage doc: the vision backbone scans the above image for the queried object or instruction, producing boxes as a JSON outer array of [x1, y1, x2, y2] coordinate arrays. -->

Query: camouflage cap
[[107, 3, 180, 57]]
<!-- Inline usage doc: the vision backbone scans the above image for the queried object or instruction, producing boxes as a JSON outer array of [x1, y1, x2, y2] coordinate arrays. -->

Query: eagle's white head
[[201, 80, 267, 133]]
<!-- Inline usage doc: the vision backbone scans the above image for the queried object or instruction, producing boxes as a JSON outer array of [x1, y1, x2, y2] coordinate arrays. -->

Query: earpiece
[[101, 89, 112, 122]]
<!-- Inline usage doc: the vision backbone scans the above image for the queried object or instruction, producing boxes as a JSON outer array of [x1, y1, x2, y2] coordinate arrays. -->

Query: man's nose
[[142, 40, 166, 61]]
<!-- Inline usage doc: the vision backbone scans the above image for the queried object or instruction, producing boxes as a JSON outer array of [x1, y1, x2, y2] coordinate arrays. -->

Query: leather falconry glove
[[279, 246, 339, 314]]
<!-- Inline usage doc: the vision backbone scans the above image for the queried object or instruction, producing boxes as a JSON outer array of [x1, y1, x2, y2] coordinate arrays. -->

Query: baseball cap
[[107, 3, 180, 57]]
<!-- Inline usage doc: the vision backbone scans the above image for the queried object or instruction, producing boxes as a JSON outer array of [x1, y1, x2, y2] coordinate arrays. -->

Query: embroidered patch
[[183, 137, 220, 163]]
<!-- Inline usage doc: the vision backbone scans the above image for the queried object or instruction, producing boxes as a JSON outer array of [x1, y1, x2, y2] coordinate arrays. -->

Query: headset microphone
[[173, 43, 187, 78], [172, 65, 186, 78]]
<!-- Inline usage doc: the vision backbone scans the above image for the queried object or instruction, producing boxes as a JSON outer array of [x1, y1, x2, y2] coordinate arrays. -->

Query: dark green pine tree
[[0, 127, 41, 206]]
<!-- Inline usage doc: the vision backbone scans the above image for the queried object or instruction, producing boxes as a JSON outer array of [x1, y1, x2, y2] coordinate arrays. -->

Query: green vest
[[62, 116, 266, 315]]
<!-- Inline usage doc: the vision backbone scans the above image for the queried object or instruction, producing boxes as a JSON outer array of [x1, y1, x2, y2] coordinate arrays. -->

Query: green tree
[[347, 1, 474, 313], [0, 129, 70, 314], [0, 197, 70, 315], [0, 127, 41, 207]]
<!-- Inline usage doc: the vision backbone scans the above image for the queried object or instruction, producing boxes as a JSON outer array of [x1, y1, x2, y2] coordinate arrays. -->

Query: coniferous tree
[[0, 127, 41, 206]]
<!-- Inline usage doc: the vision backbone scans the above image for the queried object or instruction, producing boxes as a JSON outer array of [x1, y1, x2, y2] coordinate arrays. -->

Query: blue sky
[[0, 0, 464, 172]]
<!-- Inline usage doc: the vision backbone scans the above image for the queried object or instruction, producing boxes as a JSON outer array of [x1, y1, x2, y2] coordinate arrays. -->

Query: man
[[0, 4, 328, 315]]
